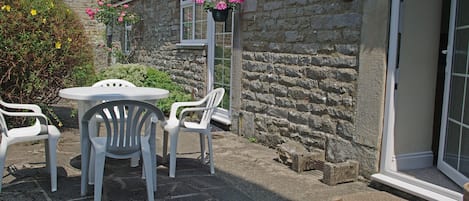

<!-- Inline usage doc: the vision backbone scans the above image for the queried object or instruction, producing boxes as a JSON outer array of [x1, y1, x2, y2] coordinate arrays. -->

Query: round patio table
[[59, 86, 169, 196]]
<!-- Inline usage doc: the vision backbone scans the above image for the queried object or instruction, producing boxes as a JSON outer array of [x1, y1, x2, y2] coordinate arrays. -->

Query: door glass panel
[[444, 121, 460, 168], [461, 128, 469, 177], [448, 76, 464, 121], [452, 31, 468, 74], [457, 0, 469, 26]]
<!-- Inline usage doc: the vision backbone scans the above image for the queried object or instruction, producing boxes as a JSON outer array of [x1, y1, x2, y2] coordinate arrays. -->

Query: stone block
[[277, 141, 325, 173], [322, 160, 359, 186], [291, 149, 325, 173], [276, 141, 308, 166]]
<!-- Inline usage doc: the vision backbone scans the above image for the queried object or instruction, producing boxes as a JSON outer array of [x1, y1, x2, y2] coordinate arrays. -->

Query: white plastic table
[[59, 87, 169, 196]]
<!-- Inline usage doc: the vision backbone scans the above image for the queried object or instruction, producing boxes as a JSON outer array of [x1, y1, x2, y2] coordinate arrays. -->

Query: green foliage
[[0, 0, 94, 106], [248, 137, 257, 143], [96, 64, 192, 114]]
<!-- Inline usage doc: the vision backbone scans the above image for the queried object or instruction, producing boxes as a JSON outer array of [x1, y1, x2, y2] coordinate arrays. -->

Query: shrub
[[96, 64, 192, 114], [0, 0, 95, 106]]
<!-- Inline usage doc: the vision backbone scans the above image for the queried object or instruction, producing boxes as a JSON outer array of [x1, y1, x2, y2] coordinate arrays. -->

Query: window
[[123, 22, 132, 55], [180, 0, 207, 44]]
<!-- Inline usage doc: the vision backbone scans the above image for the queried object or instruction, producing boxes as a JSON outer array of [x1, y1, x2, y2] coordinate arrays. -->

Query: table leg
[[78, 101, 93, 196]]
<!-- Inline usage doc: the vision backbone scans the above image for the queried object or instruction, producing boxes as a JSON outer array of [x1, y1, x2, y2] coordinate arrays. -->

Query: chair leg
[[0, 139, 9, 193], [45, 139, 50, 173], [48, 136, 59, 192], [141, 143, 155, 201], [207, 134, 215, 175], [149, 136, 157, 192], [162, 130, 168, 163], [89, 147, 95, 185], [199, 133, 205, 163], [169, 130, 179, 178], [94, 150, 106, 201]]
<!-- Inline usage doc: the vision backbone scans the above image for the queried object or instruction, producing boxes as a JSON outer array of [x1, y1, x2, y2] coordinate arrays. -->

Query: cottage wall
[[127, 0, 386, 177], [129, 0, 208, 97], [237, 0, 367, 172]]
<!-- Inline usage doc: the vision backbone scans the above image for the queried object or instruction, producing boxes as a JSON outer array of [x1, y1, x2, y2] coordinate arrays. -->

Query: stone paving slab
[[0, 126, 409, 201]]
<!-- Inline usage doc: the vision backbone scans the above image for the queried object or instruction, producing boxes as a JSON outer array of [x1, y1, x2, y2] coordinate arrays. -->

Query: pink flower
[[118, 16, 124, 22], [123, 4, 129, 8], [195, 0, 204, 4], [215, 1, 227, 10], [106, 3, 112, 7], [85, 8, 96, 18], [97, 1, 104, 6], [229, 0, 244, 3], [120, 11, 126, 16]]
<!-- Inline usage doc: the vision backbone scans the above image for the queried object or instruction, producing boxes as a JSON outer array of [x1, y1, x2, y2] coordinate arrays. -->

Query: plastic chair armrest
[[178, 106, 218, 126], [0, 110, 49, 134], [0, 100, 42, 113], [168, 100, 205, 120]]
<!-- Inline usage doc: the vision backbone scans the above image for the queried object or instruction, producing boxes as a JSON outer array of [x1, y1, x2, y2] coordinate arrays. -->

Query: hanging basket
[[211, 9, 229, 22]]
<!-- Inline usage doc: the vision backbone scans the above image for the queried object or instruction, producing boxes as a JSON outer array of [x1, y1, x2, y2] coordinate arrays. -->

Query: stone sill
[[176, 43, 207, 50]]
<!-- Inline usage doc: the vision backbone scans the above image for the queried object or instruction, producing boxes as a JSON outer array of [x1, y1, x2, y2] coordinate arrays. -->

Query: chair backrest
[[81, 100, 165, 155], [199, 88, 225, 128], [92, 79, 136, 88]]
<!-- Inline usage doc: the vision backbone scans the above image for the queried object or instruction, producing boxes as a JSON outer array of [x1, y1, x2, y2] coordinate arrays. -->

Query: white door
[[438, 0, 469, 187]]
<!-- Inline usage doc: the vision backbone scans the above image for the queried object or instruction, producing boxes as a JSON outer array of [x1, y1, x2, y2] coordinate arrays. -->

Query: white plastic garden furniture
[[92, 79, 136, 88], [91, 79, 140, 169], [0, 99, 61, 193], [91, 79, 137, 129], [163, 88, 225, 178], [81, 100, 165, 201]]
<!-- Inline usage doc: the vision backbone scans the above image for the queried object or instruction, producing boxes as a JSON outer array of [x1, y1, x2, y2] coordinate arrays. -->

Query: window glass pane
[[195, 5, 207, 39], [182, 6, 193, 40]]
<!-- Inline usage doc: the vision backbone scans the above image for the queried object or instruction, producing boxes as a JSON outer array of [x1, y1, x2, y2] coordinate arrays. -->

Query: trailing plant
[[195, 0, 244, 11], [96, 64, 192, 114], [0, 0, 94, 126]]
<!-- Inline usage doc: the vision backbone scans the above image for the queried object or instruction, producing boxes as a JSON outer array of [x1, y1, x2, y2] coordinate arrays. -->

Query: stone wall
[[237, 0, 372, 174], [130, 0, 208, 97], [128, 0, 381, 177]]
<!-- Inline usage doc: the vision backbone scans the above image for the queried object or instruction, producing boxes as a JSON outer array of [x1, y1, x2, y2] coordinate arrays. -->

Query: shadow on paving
[[0, 105, 413, 201], [0, 155, 288, 201]]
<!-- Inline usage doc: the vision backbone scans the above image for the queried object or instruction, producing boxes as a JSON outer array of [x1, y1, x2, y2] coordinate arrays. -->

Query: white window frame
[[179, 0, 207, 46]]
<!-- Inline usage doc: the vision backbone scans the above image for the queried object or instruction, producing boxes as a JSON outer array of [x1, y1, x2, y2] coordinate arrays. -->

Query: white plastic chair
[[0, 100, 61, 192], [92, 79, 136, 88], [163, 88, 225, 178], [81, 100, 165, 201], [91, 79, 140, 169]]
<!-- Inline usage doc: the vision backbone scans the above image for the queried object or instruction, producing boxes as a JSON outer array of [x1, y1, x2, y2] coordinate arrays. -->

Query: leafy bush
[[0, 0, 94, 105], [96, 64, 192, 114]]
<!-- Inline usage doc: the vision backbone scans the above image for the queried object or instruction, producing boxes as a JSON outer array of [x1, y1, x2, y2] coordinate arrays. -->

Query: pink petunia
[[123, 4, 129, 8], [195, 0, 204, 4], [215, 1, 227, 10], [229, 0, 244, 3], [107, 3, 112, 7], [118, 16, 124, 22], [120, 11, 126, 16], [97, 1, 104, 6]]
